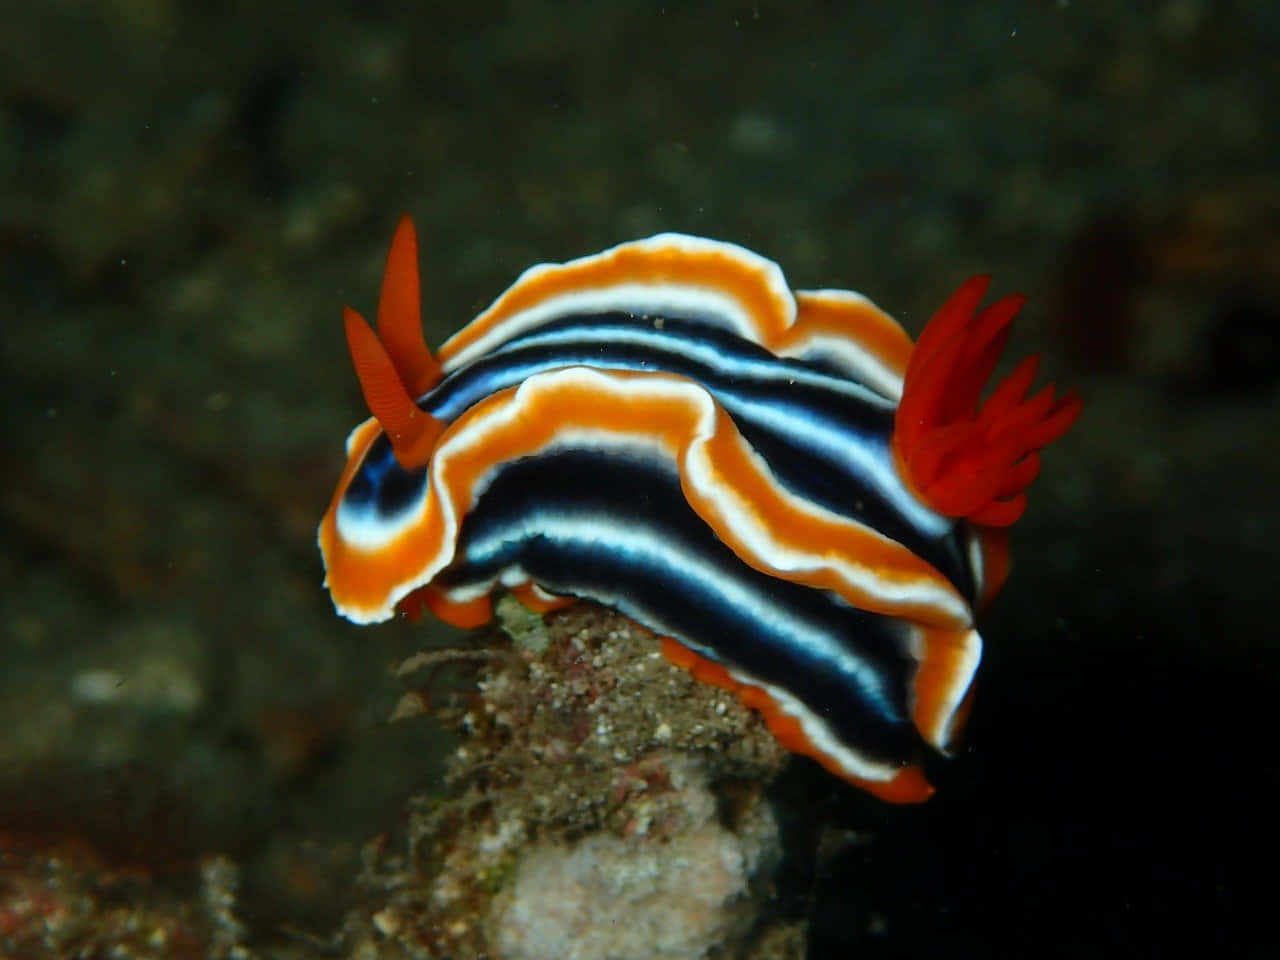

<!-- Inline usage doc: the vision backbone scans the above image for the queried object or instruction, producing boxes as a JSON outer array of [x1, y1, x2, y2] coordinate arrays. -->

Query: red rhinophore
[[893, 275, 1082, 527], [377, 215, 442, 398], [342, 216, 445, 470]]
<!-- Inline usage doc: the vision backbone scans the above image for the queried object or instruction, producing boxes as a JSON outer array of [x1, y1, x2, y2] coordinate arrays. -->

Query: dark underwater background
[[2, 1, 1276, 956]]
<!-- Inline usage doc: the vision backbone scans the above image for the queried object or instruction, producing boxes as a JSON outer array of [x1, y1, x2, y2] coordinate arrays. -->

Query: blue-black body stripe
[[344, 311, 978, 604], [342, 439, 428, 518], [434, 446, 932, 769]]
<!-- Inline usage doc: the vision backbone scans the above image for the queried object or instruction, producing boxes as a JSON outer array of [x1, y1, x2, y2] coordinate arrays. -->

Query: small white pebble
[[70, 668, 125, 704], [372, 909, 400, 937]]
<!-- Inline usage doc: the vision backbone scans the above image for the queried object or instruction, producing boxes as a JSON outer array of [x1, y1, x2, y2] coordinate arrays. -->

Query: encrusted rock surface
[[342, 601, 797, 960]]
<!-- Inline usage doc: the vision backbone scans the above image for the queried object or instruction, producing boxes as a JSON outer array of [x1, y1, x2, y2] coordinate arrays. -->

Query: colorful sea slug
[[319, 217, 1081, 802]]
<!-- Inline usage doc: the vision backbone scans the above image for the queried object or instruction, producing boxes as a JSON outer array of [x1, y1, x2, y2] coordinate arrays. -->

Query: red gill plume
[[342, 216, 444, 470], [893, 275, 1082, 527]]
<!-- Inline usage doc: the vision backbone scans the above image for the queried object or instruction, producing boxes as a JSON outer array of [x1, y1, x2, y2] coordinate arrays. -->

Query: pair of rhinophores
[[319, 217, 1081, 802]]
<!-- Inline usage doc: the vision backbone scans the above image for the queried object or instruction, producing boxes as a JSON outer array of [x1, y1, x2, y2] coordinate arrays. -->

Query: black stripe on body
[[420, 313, 978, 603], [341, 432, 428, 517], [435, 446, 933, 770]]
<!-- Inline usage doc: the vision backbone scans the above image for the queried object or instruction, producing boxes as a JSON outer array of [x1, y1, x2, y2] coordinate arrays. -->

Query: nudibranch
[[319, 216, 1081, 803]]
